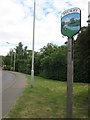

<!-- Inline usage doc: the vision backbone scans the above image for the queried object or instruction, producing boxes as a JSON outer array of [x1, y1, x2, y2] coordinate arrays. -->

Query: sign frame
[[61, 7, 81, 38]]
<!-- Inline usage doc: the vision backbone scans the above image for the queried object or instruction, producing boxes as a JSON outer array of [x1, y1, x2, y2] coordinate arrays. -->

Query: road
[[2, 70, 26, 118]]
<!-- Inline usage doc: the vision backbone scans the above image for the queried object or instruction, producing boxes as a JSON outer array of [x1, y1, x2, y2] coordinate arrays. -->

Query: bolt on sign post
[[61, 7, 81, 118]]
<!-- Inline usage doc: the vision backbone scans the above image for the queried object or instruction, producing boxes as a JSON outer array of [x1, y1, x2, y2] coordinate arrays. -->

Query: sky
[[0, 0, 89, 55], [62, 13, 80, 22]]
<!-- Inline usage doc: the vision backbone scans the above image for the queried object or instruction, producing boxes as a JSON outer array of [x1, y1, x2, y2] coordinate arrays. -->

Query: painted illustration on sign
[[61, 8, 81, 38]]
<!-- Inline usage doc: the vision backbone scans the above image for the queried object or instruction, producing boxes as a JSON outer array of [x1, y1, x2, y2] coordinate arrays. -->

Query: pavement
[[2, 71, 26, 118]]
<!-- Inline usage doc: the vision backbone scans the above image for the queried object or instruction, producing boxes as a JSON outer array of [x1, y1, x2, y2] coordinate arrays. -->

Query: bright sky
[[0, 0, 89, 55]]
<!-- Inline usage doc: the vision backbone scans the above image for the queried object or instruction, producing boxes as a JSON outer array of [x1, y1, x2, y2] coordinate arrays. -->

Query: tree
[[34, 52, 41, 75], [15, 42, 32, 73], [74, 26, 89, 83], [40, 43, 57, 57], [3, 55, 11, 70], [70, 18, 75, 24], [39, 44, 67, 81]]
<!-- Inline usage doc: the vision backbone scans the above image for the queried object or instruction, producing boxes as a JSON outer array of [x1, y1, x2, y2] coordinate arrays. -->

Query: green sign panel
[[61, 7, 81, 38]]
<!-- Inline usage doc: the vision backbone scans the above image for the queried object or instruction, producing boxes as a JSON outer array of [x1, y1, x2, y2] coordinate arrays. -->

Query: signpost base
[[31, 70, 34, 88]]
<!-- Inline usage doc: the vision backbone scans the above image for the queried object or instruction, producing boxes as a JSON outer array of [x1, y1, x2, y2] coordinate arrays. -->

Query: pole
[[88, 2, 90, 118], [67, 37, 73, 118], [88, 1, 90, 24], [0, 56, 2, 120], [31, 0, 36, 87], [11, 49, 13, 70], [13, 52, 15, 71]]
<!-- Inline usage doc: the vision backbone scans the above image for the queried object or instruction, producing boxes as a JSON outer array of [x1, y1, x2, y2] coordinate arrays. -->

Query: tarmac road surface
[[2, 70, 26, 118]]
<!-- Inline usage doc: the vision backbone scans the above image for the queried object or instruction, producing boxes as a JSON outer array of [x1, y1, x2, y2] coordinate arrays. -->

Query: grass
[[7, 75, 88, 118], [62, 28, 78, 38]]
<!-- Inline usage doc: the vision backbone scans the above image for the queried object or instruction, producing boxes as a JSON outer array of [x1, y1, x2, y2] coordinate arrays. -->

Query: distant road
[[2, 70, 26, 118]]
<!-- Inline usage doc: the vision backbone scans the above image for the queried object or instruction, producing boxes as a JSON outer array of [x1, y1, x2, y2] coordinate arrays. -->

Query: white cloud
[[68, 0, 89, 25], [0, 0, 89, 55]]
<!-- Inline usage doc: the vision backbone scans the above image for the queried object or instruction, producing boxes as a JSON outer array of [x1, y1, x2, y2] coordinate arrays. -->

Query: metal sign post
[[61, 7, 81, 118]]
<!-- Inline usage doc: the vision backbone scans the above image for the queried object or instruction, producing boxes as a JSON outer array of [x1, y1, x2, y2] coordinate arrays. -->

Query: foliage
[[3, 25, 89, 83], [74, 26, 89, 83], [3, 49, 14, 70], [40, 44, 67, 81]]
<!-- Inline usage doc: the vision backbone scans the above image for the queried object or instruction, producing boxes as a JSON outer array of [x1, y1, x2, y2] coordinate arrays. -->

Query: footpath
[[2, 71, 26, 118]]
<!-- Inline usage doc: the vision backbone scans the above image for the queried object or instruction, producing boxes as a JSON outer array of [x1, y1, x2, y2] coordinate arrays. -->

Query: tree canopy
[[3, 26, 89, 83]]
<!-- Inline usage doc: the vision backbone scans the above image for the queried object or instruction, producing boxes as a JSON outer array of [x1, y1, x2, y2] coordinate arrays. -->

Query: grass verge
[[8, 75, 88, 118]]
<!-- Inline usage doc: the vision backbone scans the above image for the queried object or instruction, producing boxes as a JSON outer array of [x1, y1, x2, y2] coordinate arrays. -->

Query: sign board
[[61, 7, 81, 38]]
